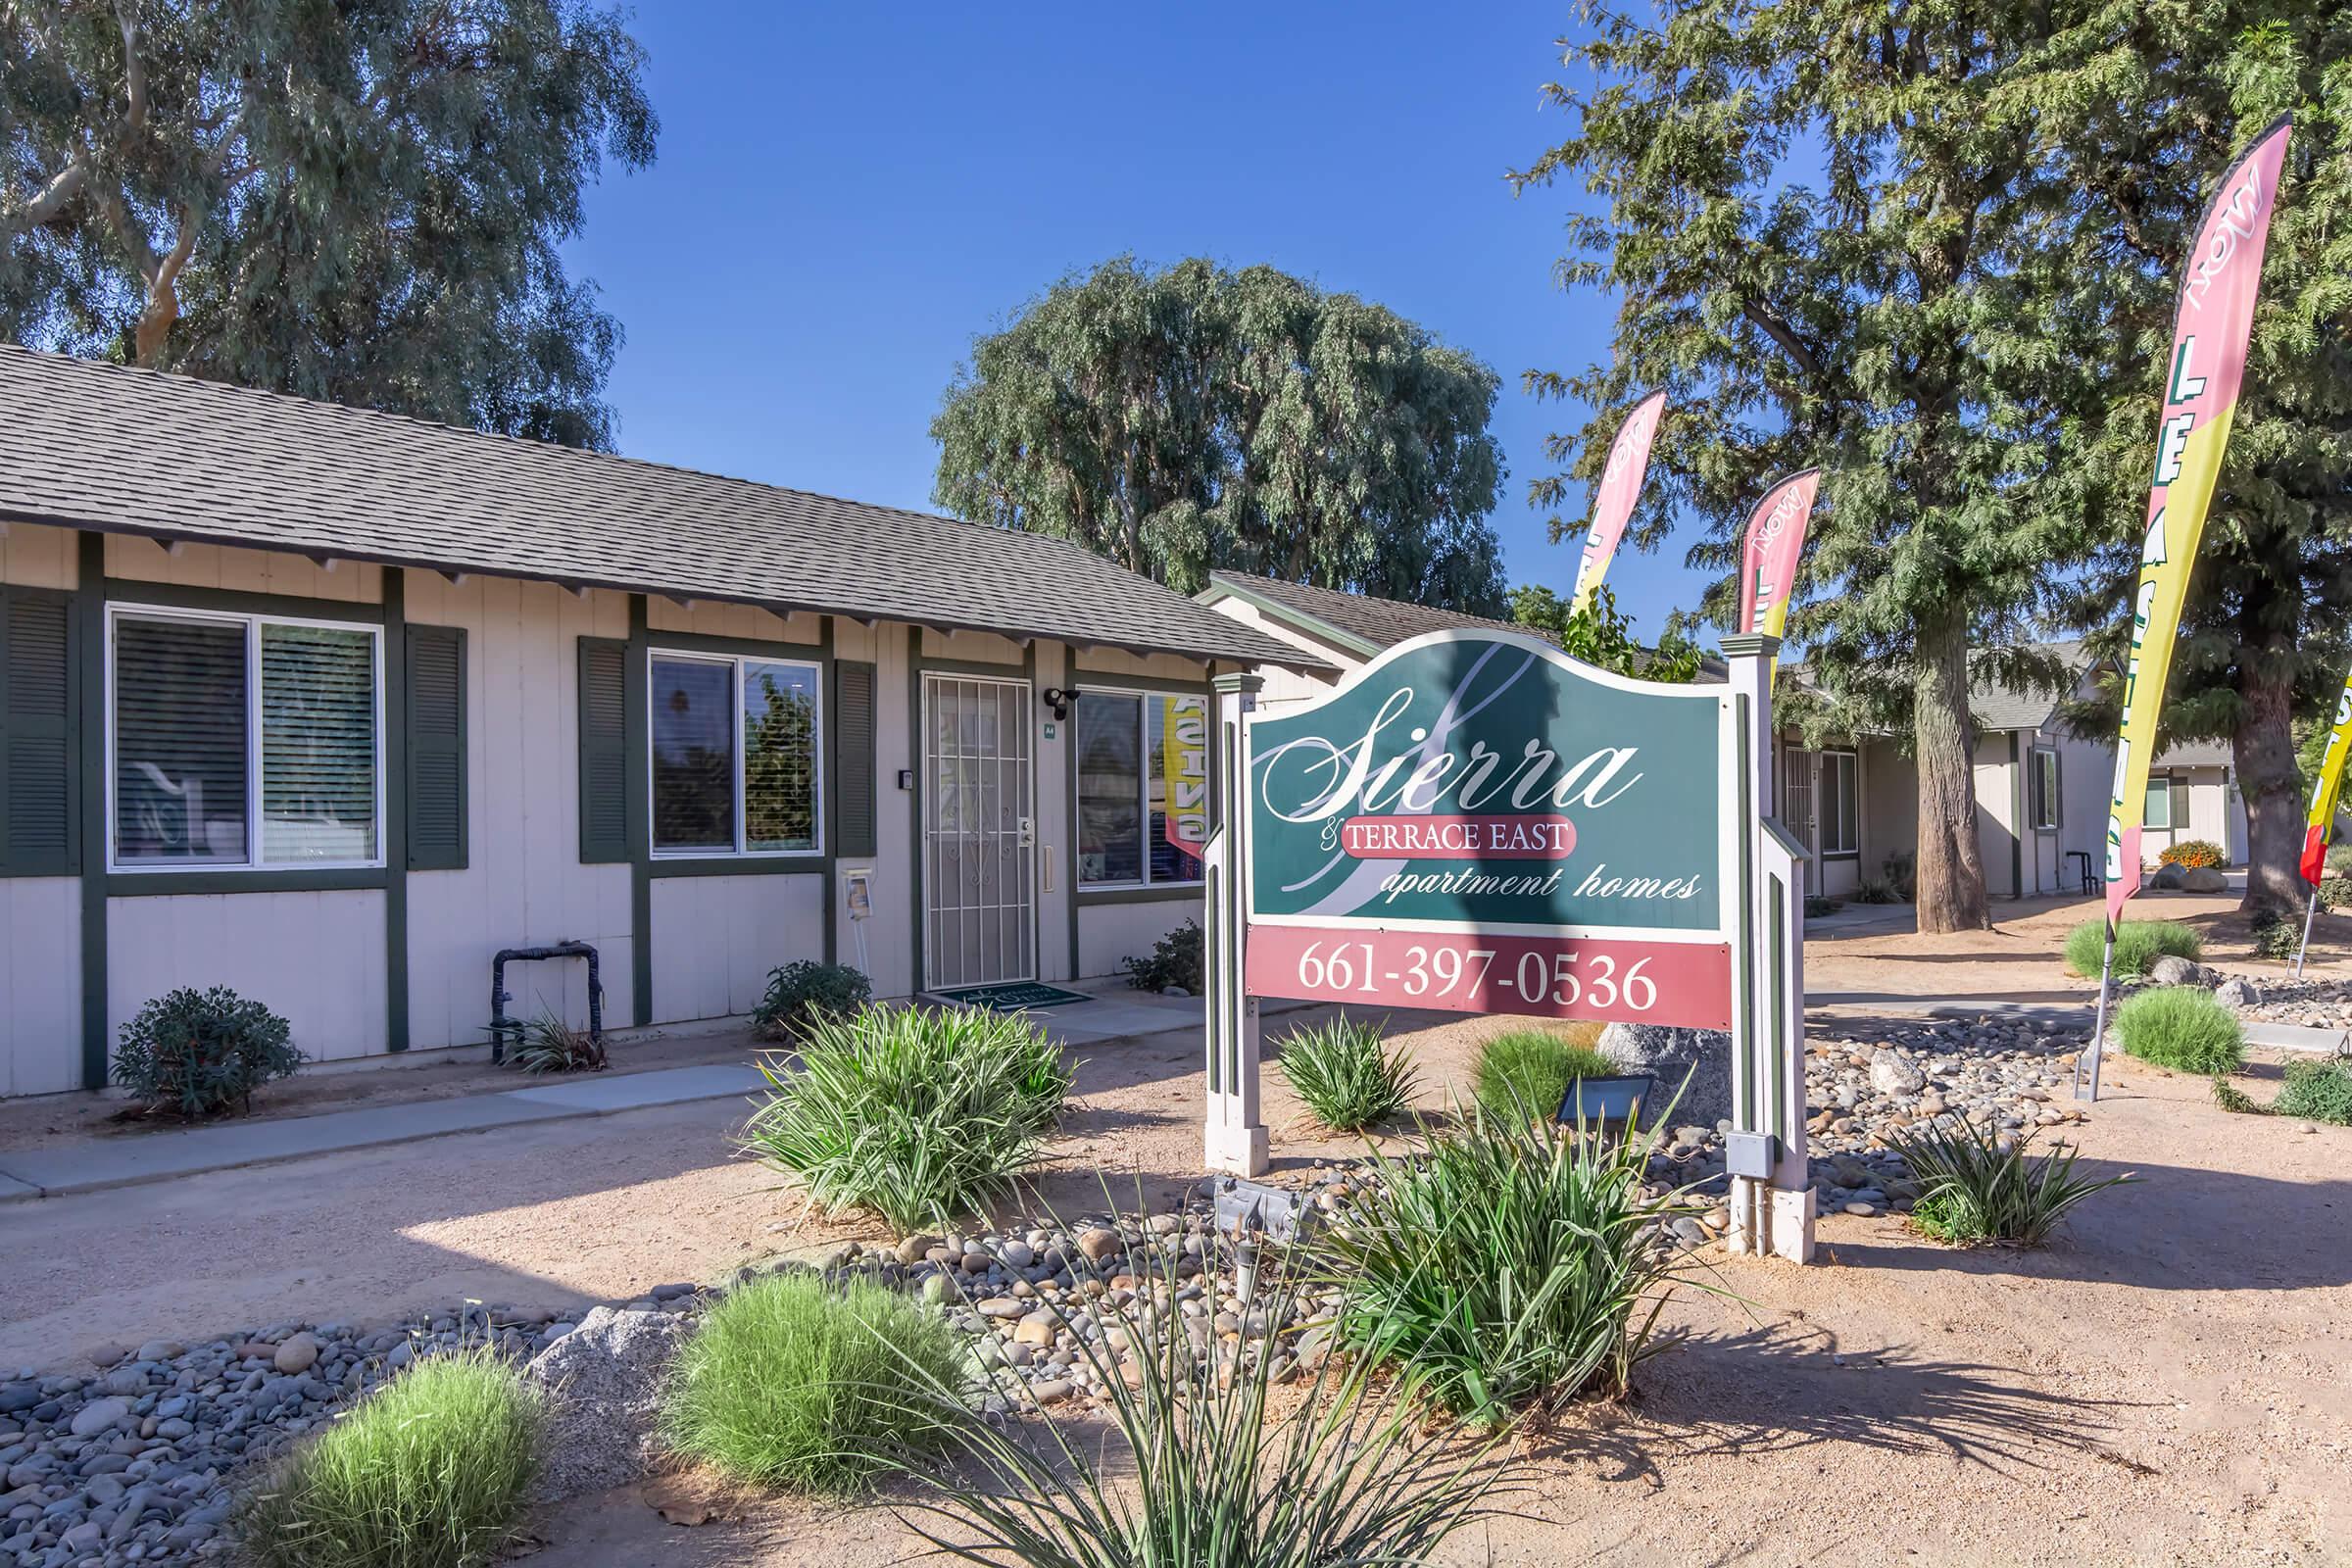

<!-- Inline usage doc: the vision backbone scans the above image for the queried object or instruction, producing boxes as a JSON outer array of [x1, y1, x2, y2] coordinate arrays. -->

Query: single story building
[[0, 347, 1322, 1098]]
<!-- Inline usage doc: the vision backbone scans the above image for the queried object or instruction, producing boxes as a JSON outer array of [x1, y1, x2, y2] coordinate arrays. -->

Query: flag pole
[[2295, 888, 2320, 978], [2077, 916, 2118, 1102]]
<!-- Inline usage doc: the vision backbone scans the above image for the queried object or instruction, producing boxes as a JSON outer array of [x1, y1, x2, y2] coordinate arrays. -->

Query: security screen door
[[921, 674, 1036, 988]]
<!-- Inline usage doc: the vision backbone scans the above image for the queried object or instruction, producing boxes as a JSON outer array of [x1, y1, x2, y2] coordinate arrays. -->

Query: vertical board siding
[[651, 872, 825, 1021], [0, 521, 77, 590], [104, 536, 382, 604], [1076, 897, 1203, 982], [0, 878, 80, 1096], [401, 576, 634, 1048], [108, 891, 388, 1062]]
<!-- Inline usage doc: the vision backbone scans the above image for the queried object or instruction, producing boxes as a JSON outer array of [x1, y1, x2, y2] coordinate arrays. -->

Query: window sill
[[1078, 882, 1204, 905], [107, 865, 391, 896], [649, 856, 828, 878]]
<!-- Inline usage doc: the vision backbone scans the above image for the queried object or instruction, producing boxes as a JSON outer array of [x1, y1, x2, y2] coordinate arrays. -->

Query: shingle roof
[[1972, 640, 2093, 731], [1200, 570, 1528, 656], [0, 347, 1320, 668]]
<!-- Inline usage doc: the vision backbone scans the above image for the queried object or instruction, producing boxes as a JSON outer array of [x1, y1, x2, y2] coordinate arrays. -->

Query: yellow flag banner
[[2104, 119, 2292, 921], [2301, 667, 2352, 885]]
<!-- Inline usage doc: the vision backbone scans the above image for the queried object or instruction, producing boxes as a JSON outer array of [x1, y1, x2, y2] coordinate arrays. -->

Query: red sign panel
[[1336, 813, 1577, 860], [1245, 925, 1734, 1031]]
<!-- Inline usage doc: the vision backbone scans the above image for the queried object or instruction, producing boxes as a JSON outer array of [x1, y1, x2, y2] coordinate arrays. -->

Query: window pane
[[2144, 779, 2172, 830], [114, 616, 248, 863], [653, 657, 735, 852], [1146, 695, 1207, 884], [744, 661, 818, 852], [261, 624, 378, 862], [1819, 753, 1856, 854], [1077, 695, 1143, 884]]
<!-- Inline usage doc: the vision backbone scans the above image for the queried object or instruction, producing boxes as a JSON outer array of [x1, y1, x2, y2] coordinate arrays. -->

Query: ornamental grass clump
[[858, 1235, 1523, 1567], [738, 1004, 1072, 1232], [2278, 1056, 2352, 1125], [2115, 986, 2244, 1075], [1471, 1026, 1614, 1122], [1889, 1120, 2134, 1247], [1276, 1016, 1419, 1132], [662, 1272, 964, 1495], [2064, 918, 2204, 979], [237, 1350, 541, 1568], [1318, 1098, 1692, 1426]]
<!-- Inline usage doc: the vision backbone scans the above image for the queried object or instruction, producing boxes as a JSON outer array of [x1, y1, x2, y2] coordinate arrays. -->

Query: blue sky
[[564, 1, 1699, 640]]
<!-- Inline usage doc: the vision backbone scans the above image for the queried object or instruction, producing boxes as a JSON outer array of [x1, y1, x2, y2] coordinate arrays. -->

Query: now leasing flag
[[2104, 118, 2293, 921], [2301, 667, 2352, 884], [1736, 468, 1821, 641], [1568, 391, 1667, 614]]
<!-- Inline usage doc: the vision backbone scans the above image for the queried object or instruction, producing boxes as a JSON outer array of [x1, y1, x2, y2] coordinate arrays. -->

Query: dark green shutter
[[0, 586, 79, 876], [405, 624, 467, 870], [578, 636, 630, 862], [833, 659, 877, 858]]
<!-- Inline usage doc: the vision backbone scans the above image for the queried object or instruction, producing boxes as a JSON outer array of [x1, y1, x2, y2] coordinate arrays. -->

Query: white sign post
[[1203, 669, 1269, 1176]]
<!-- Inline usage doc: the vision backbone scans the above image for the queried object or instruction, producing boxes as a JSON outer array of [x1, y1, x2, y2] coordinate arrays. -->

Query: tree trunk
[[2233, 642, 2303, 917], [1912, 612, 1992, 932]]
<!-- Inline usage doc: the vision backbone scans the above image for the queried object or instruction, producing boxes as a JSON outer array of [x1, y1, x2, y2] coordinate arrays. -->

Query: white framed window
[[1819, 750, 1859, 857], [2031, 748, 2062, 830], [107, 605, 384, 871], [2144, 776, 2173, 831], [1075, 689, 1208, 888], [649, 650, 822, 857]]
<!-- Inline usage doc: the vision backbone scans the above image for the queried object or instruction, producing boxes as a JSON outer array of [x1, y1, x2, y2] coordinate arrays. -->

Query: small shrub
[[237, 1350, 541, 1568], [2211, 1075, 2268, 1115], [2277, 1057, 2352, 1125], [1884, 851, 1917, 900], [1121, 917, 1202, 995], [1803, 894, 1842, 918], [1854, 876, 1901, 905], [501, 1009, 606, 1074], [113, 986, 302, 1117], [863, 1224, 1520, 1564], [2320, 875, 2352, 910], [663, 1273, 963, 1494], [738, 1004, 1072, 1231], [1889, 1121, 2134, 1247], [2115, 986, 2244, 1074], [1320, 1102, 1692, 1424], [1472, 1027, 1615, 1122], [2157, 838, 2227, 869], [752, 959, 873, 1041], [2063, 918, 2203, 979], [2250, 910, 2304, 962], [1276, 1017, 1419, 1132]]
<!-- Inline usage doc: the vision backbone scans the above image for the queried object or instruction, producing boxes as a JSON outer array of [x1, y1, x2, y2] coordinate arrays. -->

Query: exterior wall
[[400, 572, 636, 1045], [0, 518, 1224, 1097], [651, 872, 825, 1021], [1198, 597, 1350, 710], [1857, 738, 1917, 892], [109, 891, 388, 1060], [0, 878, 79, 1096], [1972, 735, 2022, 901]]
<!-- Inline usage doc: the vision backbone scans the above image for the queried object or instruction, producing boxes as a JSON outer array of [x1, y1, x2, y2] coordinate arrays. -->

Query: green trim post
[[626, 594, 652, 1026], [821, 616, 840, 965], [906, 625, 924, 991], [383, 569, 409, 1052], [76, 531, 107, 1089]]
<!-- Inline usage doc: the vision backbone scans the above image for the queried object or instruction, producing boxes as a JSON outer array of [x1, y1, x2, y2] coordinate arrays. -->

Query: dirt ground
[[3, 888, 2349, 1563]]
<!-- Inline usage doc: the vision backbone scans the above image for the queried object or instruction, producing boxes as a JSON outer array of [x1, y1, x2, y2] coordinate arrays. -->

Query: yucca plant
[[1318, 1094, 1696, 1426], [1276, 1016, 1419, 1132], [1888, 1119, 2135, 1247], [739, 1004, 1073, 1232], [859, 1226, 1524, 1567], [500, 1009, 606, 1074]]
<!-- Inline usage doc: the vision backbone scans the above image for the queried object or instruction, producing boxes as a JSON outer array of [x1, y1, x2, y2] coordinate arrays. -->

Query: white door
[[922, 674, 1036, 989]]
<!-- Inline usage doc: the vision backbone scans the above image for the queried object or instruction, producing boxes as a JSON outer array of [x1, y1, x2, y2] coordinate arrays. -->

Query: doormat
[[928, 981, 1092, 1011]]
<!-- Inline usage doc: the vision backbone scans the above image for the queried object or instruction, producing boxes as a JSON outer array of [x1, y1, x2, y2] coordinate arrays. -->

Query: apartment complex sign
[[1242, 630, 1737, 1029]]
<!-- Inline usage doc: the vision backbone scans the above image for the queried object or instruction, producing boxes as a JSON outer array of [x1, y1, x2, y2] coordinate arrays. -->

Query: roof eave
[[1196, 576, 1383, 660]]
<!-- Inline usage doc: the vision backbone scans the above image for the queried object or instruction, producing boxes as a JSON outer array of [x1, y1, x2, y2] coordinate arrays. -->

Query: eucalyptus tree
[[0, 0, 656, 447], [933, 256, 1509, 611], [2037, 9, 2352, 916], [1516, 0, 2086, 932]]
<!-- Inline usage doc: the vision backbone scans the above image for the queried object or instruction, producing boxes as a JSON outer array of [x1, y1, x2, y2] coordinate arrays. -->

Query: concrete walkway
[[0, 1062, 771, 1201]]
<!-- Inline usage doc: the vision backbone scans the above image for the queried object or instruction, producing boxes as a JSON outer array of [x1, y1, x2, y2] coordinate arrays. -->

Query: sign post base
[[1203, 1119, 1269, 1177], [1728, 1179, 1816, 1262]]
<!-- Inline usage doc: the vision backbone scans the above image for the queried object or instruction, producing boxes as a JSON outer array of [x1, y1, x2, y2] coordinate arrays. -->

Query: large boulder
[[2148, 861, 2187, 891], [1598, 1023, 1732, 1132], [1868, 1047, 1927, 1097], [2179, 865, 2229, 894], [2214, 976, 2263, 1010], [521, 1305, 687, 1501], [2148, 955, 2213, 988]]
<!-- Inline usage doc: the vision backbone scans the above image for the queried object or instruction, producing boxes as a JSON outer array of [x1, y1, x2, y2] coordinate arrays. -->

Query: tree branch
[[1740, 297, 1822, 378]]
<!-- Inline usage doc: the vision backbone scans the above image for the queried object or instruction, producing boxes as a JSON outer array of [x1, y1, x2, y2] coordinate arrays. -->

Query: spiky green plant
[[236, 1350, 542, 1568], [2115, 987, 2244, 1075], [1318, 1096, 1695, 1426], [662, 1272, 964, 1495], [2278, 1056, 2352, 1125], [1889, 1120, 2134, 1247], [738, 1004, 1072, 1232], [1276, 1017, 1419, 1132], [856, 1223, 1524, 1567], [500, 1009, 605, 1074]]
